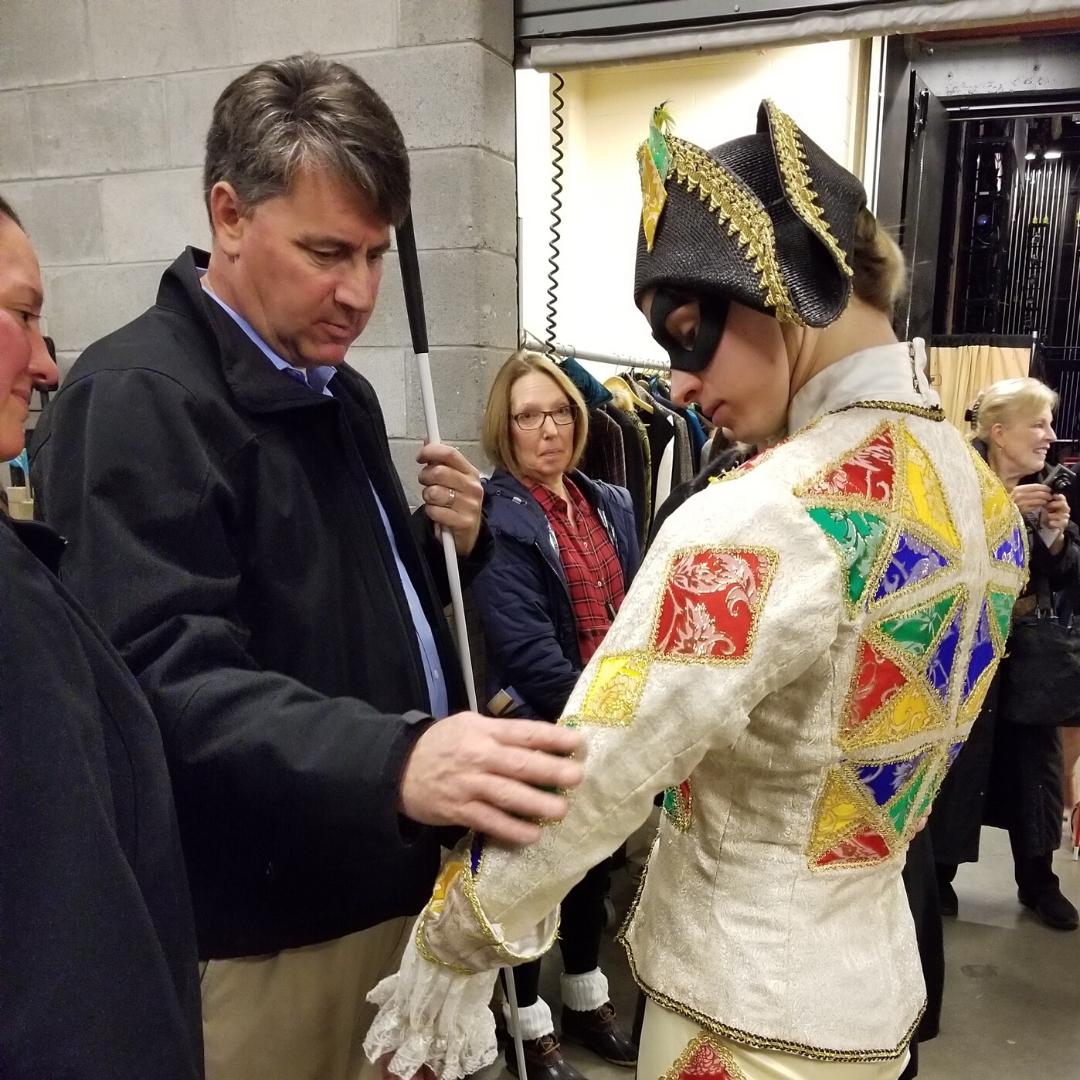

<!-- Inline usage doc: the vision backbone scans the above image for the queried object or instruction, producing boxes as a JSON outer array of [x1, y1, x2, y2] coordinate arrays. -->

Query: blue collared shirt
[[202, 280, 449, 718]]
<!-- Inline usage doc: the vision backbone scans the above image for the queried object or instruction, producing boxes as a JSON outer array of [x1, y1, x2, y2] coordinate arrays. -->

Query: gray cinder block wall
[[0, 0, 518, 497]]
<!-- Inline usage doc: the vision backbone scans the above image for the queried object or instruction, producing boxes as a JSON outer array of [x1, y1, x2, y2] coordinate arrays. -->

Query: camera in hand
[[1045, 463, 1075, 494]]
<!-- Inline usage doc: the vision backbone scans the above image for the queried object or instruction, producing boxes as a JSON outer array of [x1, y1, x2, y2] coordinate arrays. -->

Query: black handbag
[[1000, 581, 1080, 728]]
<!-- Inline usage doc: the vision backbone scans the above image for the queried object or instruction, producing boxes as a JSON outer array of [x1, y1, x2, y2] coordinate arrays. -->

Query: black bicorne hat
[[634, 100, 867, 328]]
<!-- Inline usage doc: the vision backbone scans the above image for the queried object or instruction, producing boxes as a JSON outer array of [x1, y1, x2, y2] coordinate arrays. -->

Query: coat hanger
[[604, 374, 654, 414]]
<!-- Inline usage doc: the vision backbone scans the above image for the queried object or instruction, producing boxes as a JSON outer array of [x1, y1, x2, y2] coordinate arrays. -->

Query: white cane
[[396, 216, 529, 1080]]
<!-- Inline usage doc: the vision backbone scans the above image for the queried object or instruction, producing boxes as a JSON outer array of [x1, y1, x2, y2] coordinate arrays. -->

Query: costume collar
[[787, 339, 939, 434]]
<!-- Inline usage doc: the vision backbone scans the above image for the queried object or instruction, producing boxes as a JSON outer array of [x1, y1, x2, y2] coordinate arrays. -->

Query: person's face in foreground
[[214, 166, 392, 369], [0, 216, 56, 460], [641, 290, 791, 444]]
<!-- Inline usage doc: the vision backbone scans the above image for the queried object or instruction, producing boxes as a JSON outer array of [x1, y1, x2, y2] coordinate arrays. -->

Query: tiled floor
[[481, 826, 1080, 1080]]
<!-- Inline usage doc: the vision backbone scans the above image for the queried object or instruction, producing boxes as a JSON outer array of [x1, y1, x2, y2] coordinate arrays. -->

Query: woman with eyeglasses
[[469, 349, 640, 1080]]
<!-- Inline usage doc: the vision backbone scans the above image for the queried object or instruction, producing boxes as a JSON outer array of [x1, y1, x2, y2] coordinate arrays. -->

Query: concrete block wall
[[0, 0, 517, 498]]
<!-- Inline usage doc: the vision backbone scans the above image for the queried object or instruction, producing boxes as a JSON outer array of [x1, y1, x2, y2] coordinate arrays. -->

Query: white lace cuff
[[364, 924, 499, 1080]]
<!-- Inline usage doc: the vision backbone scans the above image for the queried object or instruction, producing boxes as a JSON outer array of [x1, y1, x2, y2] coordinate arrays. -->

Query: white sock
[[503, 996, 554, 1040], [560, 968, 610, 1012]]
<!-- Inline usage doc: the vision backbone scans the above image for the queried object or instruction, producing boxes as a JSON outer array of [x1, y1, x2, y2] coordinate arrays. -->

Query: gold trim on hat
[[668, 135, 801, 326], [765, 100, 854, 278]]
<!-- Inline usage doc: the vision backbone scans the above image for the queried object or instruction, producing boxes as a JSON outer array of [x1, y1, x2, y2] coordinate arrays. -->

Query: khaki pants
[[201, 917, 410, 1080], [639, 999, 910, 1080]]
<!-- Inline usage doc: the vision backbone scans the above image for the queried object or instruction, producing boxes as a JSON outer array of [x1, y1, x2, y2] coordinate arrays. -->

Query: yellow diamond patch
[[843, 681, 943, 752], [809, 768, 865, 851], [901, 431, 960, 552], [580, 652, 649, 727]]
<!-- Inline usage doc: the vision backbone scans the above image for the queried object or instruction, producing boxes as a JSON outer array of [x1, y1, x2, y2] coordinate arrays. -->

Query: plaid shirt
[[527, 477, 626, 666]]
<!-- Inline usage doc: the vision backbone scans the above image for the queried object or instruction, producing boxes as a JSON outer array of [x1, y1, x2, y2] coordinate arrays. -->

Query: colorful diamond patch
[[994, 525, 1026, 570], [856, 752, 927, 809], [873, 531, 949, 603], [653, 547, 776, 662], [663, 1033, 746, 1080], [988, 589, 1015, 649], [900, 430, 961, 552], [844, 639, 907, 736], [662, 779, 693, 832], [878, 593, 958, 661], [886, 759, 932, 833], [962, 601, 996, 702], [799, 425, 895, 504], [806, 507, 889, 608], [926, 604, 964, 703], [469, 834, 485, 875], [816, 827, 891, 867], [809, 768, 867, 851], [807, 767, 891, 869], [971, 445, 1018, 554], [580, 652, 649, 727], [845, 682, 940, 751]]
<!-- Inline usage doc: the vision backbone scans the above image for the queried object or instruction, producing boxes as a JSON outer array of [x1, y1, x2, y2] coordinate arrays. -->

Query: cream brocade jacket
[[365, 342, 1027, 1076]]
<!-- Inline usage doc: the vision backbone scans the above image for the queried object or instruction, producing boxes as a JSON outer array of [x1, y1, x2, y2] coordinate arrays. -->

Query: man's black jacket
[[1, 516, 203, 1078], [31, 248, 488, 958]]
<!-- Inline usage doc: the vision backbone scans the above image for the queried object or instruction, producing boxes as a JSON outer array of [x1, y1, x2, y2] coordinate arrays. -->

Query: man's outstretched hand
[[399, 713, 584, 845]]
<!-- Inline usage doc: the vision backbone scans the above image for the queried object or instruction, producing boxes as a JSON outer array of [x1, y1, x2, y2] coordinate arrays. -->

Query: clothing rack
[[522, 331, 670, 372]]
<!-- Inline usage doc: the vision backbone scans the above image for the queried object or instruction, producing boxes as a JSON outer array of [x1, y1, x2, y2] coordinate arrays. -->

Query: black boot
[[505, 1034, 588, 1080], [935, 862, 959, 917], [561, 1002, 638, 1067], [1019, 887, 1079, 930], [1016, 852, 1079, 931]]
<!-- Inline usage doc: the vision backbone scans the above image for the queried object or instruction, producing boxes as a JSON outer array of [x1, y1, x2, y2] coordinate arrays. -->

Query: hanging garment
[[650, 377, 708, 471], [559, 356, 613, 411], [671, 411, 693, 487], [605, 403, 651, 548], [642, 403, 676, 516], [581, 406, 627, 488], [614, 373, 674, 519], [644, 385, 693, 492]]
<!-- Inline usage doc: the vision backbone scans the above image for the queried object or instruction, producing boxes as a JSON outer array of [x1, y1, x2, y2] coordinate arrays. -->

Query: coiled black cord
[[544, 72, 565, 360]]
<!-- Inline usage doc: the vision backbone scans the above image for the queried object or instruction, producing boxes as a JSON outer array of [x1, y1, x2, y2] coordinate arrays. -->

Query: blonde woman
[[932, 377, 1080, 930]]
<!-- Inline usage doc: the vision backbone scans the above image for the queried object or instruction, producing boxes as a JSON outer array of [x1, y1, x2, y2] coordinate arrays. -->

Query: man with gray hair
[[31, 55, 582, 1080]]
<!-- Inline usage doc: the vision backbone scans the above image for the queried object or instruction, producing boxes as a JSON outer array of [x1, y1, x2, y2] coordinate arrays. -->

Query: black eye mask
[[648, 288, 729, 373]]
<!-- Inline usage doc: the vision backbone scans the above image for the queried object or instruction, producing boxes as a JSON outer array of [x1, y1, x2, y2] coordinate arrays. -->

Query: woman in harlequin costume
[[363, 101, 1028, 1080]]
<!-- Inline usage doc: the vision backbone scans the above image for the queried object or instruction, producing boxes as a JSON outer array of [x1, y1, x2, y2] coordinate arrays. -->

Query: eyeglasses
[[512, 405, 577, 431]]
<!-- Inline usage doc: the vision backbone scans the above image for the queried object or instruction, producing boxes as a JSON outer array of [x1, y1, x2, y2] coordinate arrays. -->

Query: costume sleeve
[[472, 527, 581, 720], [364, 476, 843, 1078], [30, 368, 427, 872]]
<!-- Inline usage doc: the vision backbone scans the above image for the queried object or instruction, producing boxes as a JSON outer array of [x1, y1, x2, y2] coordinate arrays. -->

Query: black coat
[[603, 405, 650, 548], [0, 517, 202, 1079], [931, 451, 1080, 865], [30, 248, 489, 959], [472, 469, 640, 721]]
